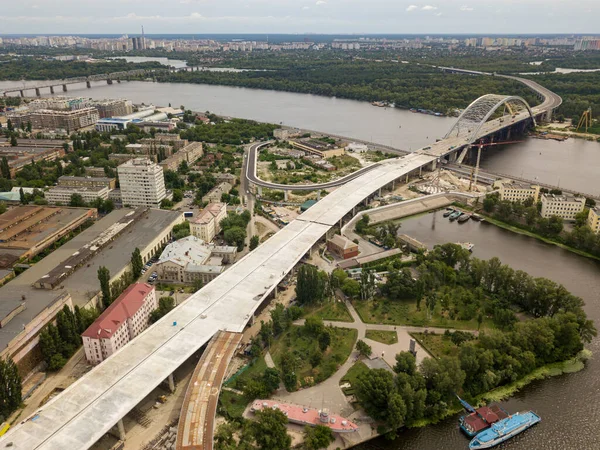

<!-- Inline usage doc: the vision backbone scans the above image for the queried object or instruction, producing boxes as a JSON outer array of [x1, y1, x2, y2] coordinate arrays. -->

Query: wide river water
[[1, 78, 598, 195], [1, 78, 600, 448]]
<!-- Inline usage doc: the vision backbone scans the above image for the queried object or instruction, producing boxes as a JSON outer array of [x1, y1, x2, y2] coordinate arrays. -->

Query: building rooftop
[[0, 208, 182, 350], [541, 193, 585, 202], [158, 236, 211, 267], [82, 283, 153, 340], [48, 185, 108, 193], [328, 234, 357, 250], [193, 203, 226, 225], [118, 157, 158, 168]]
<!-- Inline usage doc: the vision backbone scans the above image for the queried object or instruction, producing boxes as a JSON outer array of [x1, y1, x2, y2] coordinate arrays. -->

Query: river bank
[[450, 203, 600, 263]]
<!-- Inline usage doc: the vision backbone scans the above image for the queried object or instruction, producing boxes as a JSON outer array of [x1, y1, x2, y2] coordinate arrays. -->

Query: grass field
[[365, 329, 398, 345], [303, 300, 354, 322], [339, 361, 370, 395], [218, 390, 248, 420], [271, 325, 358, 387], [411, 333, 461, 358], [353, 298, 492, 330]]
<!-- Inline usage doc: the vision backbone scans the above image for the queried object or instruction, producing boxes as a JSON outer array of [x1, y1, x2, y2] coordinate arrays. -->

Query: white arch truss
[[444, 94, 536, 144]]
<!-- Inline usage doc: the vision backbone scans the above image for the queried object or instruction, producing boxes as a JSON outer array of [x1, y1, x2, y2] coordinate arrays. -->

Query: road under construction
[[0, 72, 561, 450]]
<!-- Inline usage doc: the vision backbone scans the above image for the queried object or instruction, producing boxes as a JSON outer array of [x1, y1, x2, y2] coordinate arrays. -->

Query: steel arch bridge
[[444, 94, 536, 145]]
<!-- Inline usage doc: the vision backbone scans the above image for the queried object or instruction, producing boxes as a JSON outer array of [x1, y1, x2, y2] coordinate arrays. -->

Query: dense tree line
[[220, 210, 251, 251], [0, 58, 162, 81], [0, 357, 21, 421], [180, 118, 277, 145], [38, 305, 99, 370], [158, 61, 540, 115]]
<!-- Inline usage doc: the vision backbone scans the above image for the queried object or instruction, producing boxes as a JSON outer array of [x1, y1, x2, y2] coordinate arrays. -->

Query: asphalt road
[[244, 141, 381, 191]]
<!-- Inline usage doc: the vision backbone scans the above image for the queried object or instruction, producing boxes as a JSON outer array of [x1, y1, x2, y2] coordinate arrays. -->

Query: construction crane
[[467, 139, 524, 191], [576, 107, 593, 132]]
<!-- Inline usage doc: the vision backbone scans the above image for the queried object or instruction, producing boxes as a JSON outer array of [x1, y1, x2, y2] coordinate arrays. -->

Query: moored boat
[[459, 404, 509, 437], [458, 214, 471, 223], [443, 209, 455, 218], [251, 400, 359, 433], [449, 211, 462, 221], [471, 214, 483, 221], [469, 411, 541, 449]]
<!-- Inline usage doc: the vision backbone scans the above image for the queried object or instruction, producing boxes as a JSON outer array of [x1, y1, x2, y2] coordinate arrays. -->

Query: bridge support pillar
[[392, 180, 395, 191], [352, 206, 356, 216], [257, 186, 263, 197], [35, 88, 41, 97], [50, 86, 55, 94], [429, 160, 437, 171], [167, 373, 175, 393], [62, 84, 67, 92], [118, 419, 126, 441], [378, 188, 382, 197], [20, 90, 24, 97], [405, 174, 409, 183], [419, 167, 422, 177], [316, 191, 321, 201], [86, 81, 91, 89], [284, 190, 289, 201]]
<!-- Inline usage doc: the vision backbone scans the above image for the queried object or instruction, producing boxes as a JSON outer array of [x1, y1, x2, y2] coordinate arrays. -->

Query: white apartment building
[[540, 193, 586, 220], [82, 283, 157, 364], [495, 180, 540, 203], [117, 158, 166, 208], [191, 203, 227, 242], [45, 185, 109, 205]]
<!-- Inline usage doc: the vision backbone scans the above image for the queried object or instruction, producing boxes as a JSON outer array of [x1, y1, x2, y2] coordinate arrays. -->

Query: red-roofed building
[[82, 283, 157, 364]]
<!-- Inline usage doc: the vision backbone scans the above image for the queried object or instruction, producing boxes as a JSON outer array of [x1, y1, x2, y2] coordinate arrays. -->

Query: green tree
[[262, 367, 281, 394], [0, 202, 6, 215], [341, 278, 361, 298], [10, 135, 17, 147], [150, 297, 176, 323], [304, 316, 325, 336], [356, 339, 372, 357], [98, 266, 111, 309], [394, 351, 417, 375], [296, 265, 327, 305], [26, 121, 32, 133], [303, 424, 335, 450], [0, 157, 10, 179], [172, 189, 183, 203], [19, 187, 26, 205], [223, 226, 246, 251], [318, 330, 331, 352], [249, 235, 260, 250], [69, 193, 86, 207], [131, 247, 143, 279], [251, 408, 292, 450], [0, 357, 22, 420]]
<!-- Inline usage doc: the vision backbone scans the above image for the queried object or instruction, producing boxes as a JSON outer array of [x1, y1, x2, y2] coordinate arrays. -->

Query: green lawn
[[218, 390, 249, 420], [225, 356, 268, 389], [365, 330, 398, 345], [353, 298, 494, 330], [271, 325, 358, 387], [303, 301, 354, 322], [340, 361, 370, 396], [411, 333, 461, 358]]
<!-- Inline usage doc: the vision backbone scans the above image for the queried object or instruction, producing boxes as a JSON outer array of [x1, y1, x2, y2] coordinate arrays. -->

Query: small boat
[[457, 242, 475, 252], [443, 209, 455, 218], [458, 397, 510, 437], [458, 214, 471, 223], [469, 411, 541, 449], [449, 211, 463, 221], [471, 214, 483, 222]]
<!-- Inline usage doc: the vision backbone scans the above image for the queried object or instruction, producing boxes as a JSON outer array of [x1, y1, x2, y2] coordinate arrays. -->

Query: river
[[1, 78, 598, 195], [354, 212, 600, 450]]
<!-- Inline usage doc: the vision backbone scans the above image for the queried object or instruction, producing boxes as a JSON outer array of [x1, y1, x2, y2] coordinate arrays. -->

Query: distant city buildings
[[202, 182, 232, 204], [117, 158, 167, 208], [7, 107, 99, 132], [45, 185, 109, 205], [82, 283, 157, 364], [158, 141, 203, 171], [540, 193, 586, 220]]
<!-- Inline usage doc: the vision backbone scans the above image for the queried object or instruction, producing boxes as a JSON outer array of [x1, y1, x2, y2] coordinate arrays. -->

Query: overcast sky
[[1, 0, 598, 35]]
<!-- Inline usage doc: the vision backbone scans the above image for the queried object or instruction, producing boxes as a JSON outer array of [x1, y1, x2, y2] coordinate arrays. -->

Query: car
[[152, 272, 157, 276]]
